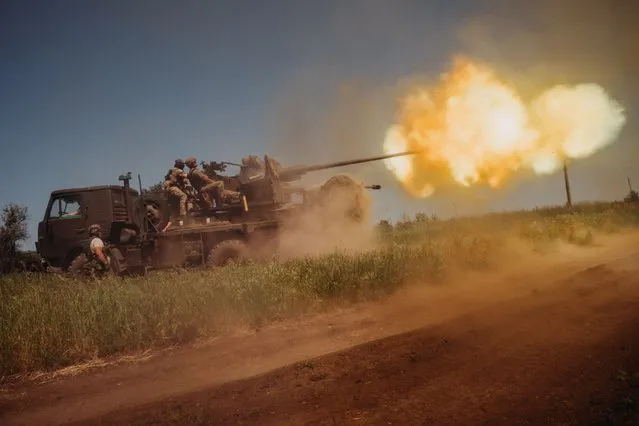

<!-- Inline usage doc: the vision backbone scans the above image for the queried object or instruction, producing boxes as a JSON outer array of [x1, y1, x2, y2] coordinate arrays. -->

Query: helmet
[[88, 224, 103, 236], [174, 159, 185, 169], [185, 156, 198, 168]]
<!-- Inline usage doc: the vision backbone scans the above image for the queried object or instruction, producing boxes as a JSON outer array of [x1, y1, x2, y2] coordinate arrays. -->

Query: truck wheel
[[207, 239, 249, 267]]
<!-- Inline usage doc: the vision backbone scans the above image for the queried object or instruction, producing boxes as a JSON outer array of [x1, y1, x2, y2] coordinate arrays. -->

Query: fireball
[[383, 56, 626, 197]]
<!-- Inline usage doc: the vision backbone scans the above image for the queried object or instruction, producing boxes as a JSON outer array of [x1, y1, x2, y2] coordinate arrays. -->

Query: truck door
[[38, 193, 87, 266]]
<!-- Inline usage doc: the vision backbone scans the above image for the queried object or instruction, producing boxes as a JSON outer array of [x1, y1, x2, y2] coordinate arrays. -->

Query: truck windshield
[[49, 195, 81, 219]]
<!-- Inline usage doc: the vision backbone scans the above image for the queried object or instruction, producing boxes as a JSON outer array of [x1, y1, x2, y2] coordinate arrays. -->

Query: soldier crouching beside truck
[[87, 224, 110, 269], [68, 224, 111, 278]]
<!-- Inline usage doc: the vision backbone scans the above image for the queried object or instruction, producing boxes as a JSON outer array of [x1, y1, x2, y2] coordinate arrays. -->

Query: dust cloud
[[265, 77, 397, 169], [276, 174, 376, 260]]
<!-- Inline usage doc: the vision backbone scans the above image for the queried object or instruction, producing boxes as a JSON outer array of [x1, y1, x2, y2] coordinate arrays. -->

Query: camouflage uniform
[[222, 189, 241, 204], [163, 159, 189, 217], [184, 156, 236, 209]]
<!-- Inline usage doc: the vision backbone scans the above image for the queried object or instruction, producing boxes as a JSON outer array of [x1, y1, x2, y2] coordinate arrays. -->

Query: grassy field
[[1, 201, 638, 378]]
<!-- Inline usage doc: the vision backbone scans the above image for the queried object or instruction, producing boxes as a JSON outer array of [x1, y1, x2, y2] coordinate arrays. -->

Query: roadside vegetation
[[1, 201, 638, 377]]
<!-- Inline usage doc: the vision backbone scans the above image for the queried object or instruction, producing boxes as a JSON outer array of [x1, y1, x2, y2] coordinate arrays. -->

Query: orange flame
[[383, 56, 626, 197]]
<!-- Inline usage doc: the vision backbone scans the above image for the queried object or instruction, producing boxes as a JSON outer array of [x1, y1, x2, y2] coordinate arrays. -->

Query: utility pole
[[628, 176, 633, 192], [563, 160, 572, 207]]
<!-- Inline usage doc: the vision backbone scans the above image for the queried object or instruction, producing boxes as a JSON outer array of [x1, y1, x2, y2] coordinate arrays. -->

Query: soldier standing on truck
[[162, 159, 190, 218], [185, 156, 237, 209]]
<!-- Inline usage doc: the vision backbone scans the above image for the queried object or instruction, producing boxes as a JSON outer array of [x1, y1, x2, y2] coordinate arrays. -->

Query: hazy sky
[[1, 0, 637, 249]]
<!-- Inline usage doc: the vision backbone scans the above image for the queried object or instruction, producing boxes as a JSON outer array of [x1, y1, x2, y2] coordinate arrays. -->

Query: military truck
[[35, 175, 142, 272], [36, 151, 417, 276]]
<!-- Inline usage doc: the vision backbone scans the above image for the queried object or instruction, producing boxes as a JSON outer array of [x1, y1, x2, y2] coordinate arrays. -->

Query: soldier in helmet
[[162, 159, 190, 218], [67, 224, 111, 277], [87, 223, 109, 271], [184, 156, 229, 209]]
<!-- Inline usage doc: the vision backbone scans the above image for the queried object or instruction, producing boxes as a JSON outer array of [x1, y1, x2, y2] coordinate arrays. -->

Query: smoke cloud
[[531, 84, 627, 163], [276, 174, 376, 260], [382, 57, 626, 197]]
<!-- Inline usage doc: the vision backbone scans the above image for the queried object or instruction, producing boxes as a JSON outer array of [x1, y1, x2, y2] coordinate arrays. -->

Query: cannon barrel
[[277, 150, 420, 182]]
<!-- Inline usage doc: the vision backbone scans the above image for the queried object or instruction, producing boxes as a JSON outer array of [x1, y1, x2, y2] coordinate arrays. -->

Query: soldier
[[185, 156, 240, 209], [87, 224, 109, 269], [162, 159, 189, 218], [184, 156, 222, 209]]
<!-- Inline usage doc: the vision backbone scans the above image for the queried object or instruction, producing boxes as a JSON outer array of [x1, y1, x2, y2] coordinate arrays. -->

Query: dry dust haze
[[276, 174, 376, 260]]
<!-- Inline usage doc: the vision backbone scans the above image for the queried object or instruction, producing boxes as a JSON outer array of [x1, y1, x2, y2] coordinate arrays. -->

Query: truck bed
[[158, 219, 281, 237]]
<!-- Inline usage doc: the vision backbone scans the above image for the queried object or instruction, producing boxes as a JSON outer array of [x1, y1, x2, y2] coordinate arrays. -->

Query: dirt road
[[2, 234, 639, 425]]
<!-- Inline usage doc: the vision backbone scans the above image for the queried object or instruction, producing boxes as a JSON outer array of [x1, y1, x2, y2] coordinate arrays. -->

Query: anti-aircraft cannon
[[177, 150, 419, 223]]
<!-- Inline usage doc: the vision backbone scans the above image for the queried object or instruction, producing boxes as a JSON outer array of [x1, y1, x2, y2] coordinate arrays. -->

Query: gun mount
[[201, 161, 242, 174], [144, 149, 419, 234]]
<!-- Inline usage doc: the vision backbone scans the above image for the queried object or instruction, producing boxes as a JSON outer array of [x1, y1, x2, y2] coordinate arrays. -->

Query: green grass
[[1, 201, 638, 377]]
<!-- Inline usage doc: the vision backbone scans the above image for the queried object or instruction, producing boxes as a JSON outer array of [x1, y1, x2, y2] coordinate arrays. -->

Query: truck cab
[[36, 184, 140, 269]]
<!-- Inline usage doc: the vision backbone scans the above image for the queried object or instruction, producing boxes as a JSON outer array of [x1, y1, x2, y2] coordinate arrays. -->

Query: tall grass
[[1, 202, 637, 377]]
